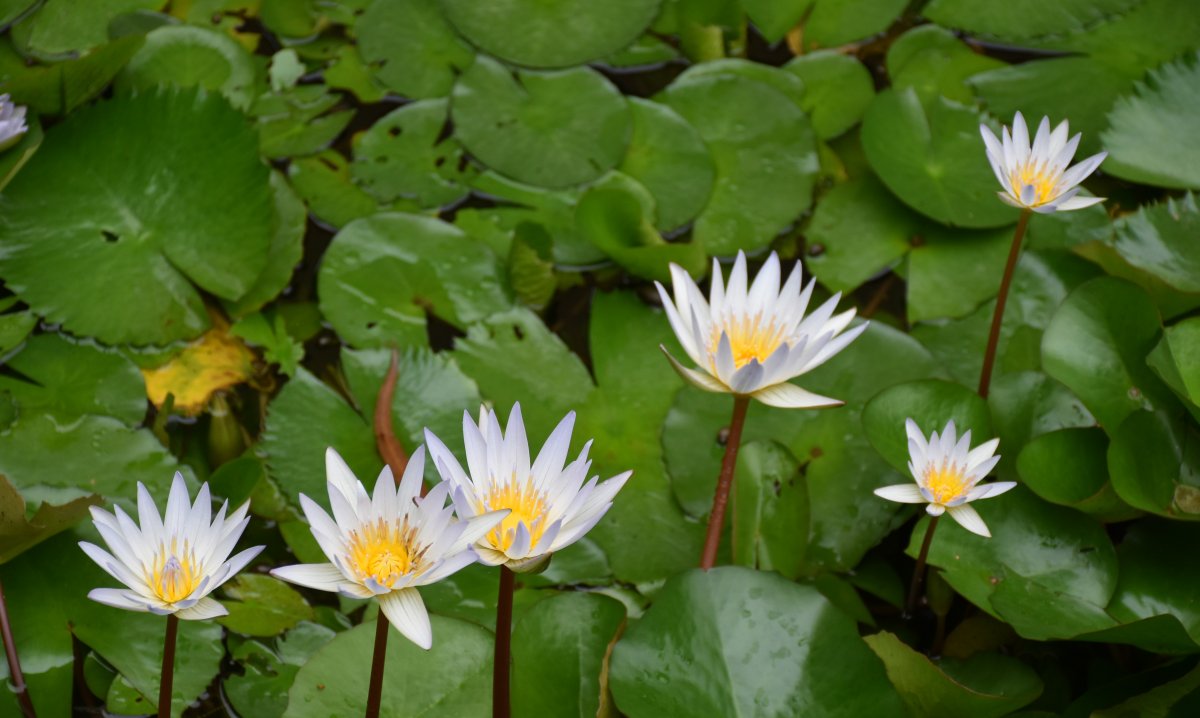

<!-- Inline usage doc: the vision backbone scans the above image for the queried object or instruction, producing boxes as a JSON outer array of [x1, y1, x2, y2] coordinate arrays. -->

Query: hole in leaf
[[101, 230, 119, 243]]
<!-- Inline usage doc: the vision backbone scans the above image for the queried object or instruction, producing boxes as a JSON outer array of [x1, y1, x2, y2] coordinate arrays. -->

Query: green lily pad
[[742, 0, 807, 41], [1102, 52, 1200, 189], [804, 174, 916, 292], [452, 57, 631, 189], [350, 99, 472, 209], [907, 224, 1011, 323], [731, 440, 810, 579], [357, 0, 474, 99], [1108, 410, 1200, 519], [218, 575, 314, 638], [257, 88, 354, 160], [1042, 277, 1173, 432], [802, 0, 907, 50], [324, 44, 387, 103], [887, 25, 1006, 107], [439, 0, 661, 69], [609, 567, 904, 717], [512, 592, 626, 717], [783, 50, 875, 139], [862, 89, 1020, 228], [115, 24, 257, 110], [862, 379, 993, 474], [671, 58, 808, 109], [1017, 428, 1131, 519], [574, 185, 706, 282], [0, 89, 273, 345], [1107, 520, 1200, 647], [0, 473, 99, 564], [9, 0, 165, 59], [284, 616, 491, 717], [263, 347, 481, 508], [617, 97, 715, 232], [225, 622, 336, 718], [1109, 193, 1200, 293], [224, 172, 307, 318], [287, 151, 382, 229], [923, 0, 1138, 41], [0, 35, 146, 116], [865, 631, 1043, 718], [988, 371, 1097, 480], [317, 212, 513, 349], [660, 73, 818, 254], [0, 333, 145, 426], [1149, 318, 1200, 410]]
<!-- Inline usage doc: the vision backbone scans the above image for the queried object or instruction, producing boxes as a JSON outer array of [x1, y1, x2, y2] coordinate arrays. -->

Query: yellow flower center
[[924, 461, 969, 505], [485, 479, 549, 553], [1009, 162, 1059, 206], [346, 518, 422, 589], [147, 542, 202, 604], [709, 313, 787, 370]]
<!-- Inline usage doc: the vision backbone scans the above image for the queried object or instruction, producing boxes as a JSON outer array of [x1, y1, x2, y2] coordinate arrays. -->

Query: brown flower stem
[[906, 516, 940, 616], [493, 566, 515, 718], [158, 613, 178, 718], [700, 396, 751, 570], [978, 210, 1032, 398], [364, 612, 390, 718], [0, 578, 35, 718], [374, 349, 412, 488]]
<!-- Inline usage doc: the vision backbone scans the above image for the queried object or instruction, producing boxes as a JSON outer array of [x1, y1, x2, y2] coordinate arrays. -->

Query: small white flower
[[271, 446, 506, 650], [79, 473, 264, 620], [0, 94, 28, 151], [424, 403, 631, 573], [655, 251, 867, 408], [980, 111, 1107, 213], [874, 419, 1015, 538]]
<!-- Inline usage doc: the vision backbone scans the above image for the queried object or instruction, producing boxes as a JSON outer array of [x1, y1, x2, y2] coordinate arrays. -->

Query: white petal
[[270, 563, 347, 592], [728, 360, 765, 394], [379, 589, 432, 650], [1030, 116, 1051, 161], [947, 504, 991, 537], [1054, 195, 1105, 212], [966, 438, 1000, 470], [750, 382, 842, 409], [655, 281, 703, 364], [325, 448, 361, 503], [136, 482, 165, 544], [661, 346, 730, 393], [746, 252, 781, 315], [873, 484, 927, 504], [1011, 111, 1030, 164], [726, 251, 749, 308], [926, 503, 945, 516], [966, 481, 1017, 501], [87, 588, 153, 613], [175, 596, 228, 620], [1059, 151, 1107, 189], [397, 445, 428, 511], [532, 412, 575, 490]]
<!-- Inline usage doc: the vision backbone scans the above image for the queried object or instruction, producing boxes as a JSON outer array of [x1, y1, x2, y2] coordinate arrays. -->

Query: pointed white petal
[[966, 481, 1017, 501], [532, 411, 575, 489], [926, 503, 946, 516], [1054, 195, 1105, 211], [87, 588, 153, 613], [873, 484, 927, 504], [175, 596, 228, 620], [947, 504, 991, 537], [750, 382, 842, 409], [270, 563, 347, 592], [379, 589, 432, 650], [661, 346, 730, 393]]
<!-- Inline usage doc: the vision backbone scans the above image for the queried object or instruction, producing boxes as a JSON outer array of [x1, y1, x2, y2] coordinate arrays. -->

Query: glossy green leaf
[[988, 371, 1097, 479], [1042, 277, 1173, 432], [862, 89, 1020, 228], [865, 631, 1043, 717], [661, 73, 818, 254], [1108, 410, 1200, 519], [742, 0, 808, 42], [1107, 520, 1200, 648], [1103, 53, 1200, 190], [1017, 428, 1131, 519], [731, 440, 809, 579], [452, 57, 631, 189], [512, 592, 626, 717], [923, 0, 1138, 41], [287, 151, 382, 229], [357, 0, 474, 99], [609, 567, 904, 717], [218, 574, 314, 638], [783, 50, 874, 139], [439, 0, 660, 69], [9, 0, 164, 59], [317, 212, 512, 349], [887, 25, 1005, 107], [0, 89, 273, 345], [0, 35, 145, 116], [862, 379, 993, 474], [617, 97, 715, 231], [574, 185, 706, 282], [116, 25, 257, 110], [225, 622, 337, 718], [907, 225, 1010, 322], [672, 59, 807, 109], [225, 172, 307, 317], [284, 616, 491, 717], [802, 0, 907, 50], [804, 174, 916, 292], [1150, 318, 1200, 411], [1109, 193, 1200, 293]]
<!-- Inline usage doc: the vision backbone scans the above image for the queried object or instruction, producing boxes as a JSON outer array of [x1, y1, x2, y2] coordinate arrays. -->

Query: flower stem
[[700, 395, 751, 570], [493, 566, 515, 718], [0, 578, 35, 718], [158, 613, 178, 718], [978, 210, 1032, 398], [364, 612, 390, 718], [906, 516, 940, 615]]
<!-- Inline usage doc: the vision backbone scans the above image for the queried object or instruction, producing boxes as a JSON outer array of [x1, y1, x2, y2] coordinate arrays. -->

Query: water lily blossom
[[424, 403, 631, 573], [79, 473, 264, 619], [0, 94, 27, 151], [875, 419, 1014, 538], [980, 111, 1107, 213], [271, 446, 506, 649], [655, 251, 867, 409]]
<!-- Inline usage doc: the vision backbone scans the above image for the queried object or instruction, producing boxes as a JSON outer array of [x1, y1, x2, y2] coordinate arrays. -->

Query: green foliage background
[[1, 0, 1199, 715]]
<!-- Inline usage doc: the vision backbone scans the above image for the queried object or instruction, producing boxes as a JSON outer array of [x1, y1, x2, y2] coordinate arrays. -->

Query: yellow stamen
[[924, 461, 969, 505], [708, 312, 787, 370], [345, 518, 422, 589], [1009, 162, 1059, 206], [146, 540, 202, 603], [485, 478, 549, 553]]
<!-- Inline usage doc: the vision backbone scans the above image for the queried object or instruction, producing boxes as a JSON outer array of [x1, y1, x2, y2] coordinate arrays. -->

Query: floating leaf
[[862, 379, 992, 474], [357, 0, 474, 99], [923, 0, 1138, 41], [1107, 521, 1200, 648], [1109, 193, 1200, 294], [218, 574, 315, 638], [731, 440, 809, 579], [887, 25, 1005, 107], [1108, 410, 1200, 519], [142, 320, 257, 416], [783, 50, 875, 139], [574, 185, 706, 282], [742, 0, 809, 43], [439, 0, 661, 69], [609, 567, 904, 716], [116, 25, 257, 110], [805, 174, 916, 292], [802, 0, 907, 50], [224, 622, 336, 718], [906, 224, 1010, 323], [0, 473, 99, 564], [451, 57, 631, 189], [287, 151, 382, 229], [9, 0, 165, 59], [1149, 317, 1200, 411], [225, 172, 307, 318], [0, 35, 145, 116], [0, 89, 273, 345], [1017, 428, 1131, 520], [617, 97, 715, 232]]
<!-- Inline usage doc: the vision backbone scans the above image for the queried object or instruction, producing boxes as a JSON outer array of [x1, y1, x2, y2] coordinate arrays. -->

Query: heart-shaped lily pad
[[617, 97, 715, 232], [357, 0, 475, 99]]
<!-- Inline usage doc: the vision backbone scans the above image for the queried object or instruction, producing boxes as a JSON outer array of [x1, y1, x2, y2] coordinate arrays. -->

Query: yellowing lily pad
[[143, 321, 257, 415]]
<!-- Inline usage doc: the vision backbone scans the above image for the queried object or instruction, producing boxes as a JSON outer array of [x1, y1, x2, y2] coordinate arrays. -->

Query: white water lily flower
[[424, 403, 631, 573], [980, 111, 1107, 213], [79, 473, 264, 620], [874, 419, 1015, 538], [271, 446, 507, 650], [655, 251, 867, 408], [0, 94, 27, 151]]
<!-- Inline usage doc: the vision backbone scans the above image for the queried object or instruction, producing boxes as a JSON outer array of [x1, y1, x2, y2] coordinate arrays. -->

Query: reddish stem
[[0, 578, 35, 718], [906, 516, 940, 616], [364, 613, 390, 718], [374, 349, 413, 489], [158, 613, 178, 718], [493, 566, 515, 718], [978, 210, 1031, 398], [700, 396, 751, 570]]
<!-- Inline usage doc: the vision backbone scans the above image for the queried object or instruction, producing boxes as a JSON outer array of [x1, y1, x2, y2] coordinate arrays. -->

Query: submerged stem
[[0, 578, 35, 718], [700, 395, 752, 570], [978, 210, 1032, 398], [364, 612, 390, 718], [158, 613, 178, 718], [494, 566, 515, 718], [906, 516, 940, 615]]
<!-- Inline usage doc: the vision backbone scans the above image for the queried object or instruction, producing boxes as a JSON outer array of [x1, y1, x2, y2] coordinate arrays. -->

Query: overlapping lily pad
[[116, 25, 257, 110], [1103, 53, 1200, 189], [357, 0, 474, 99], [617, 97, 715, 232]]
